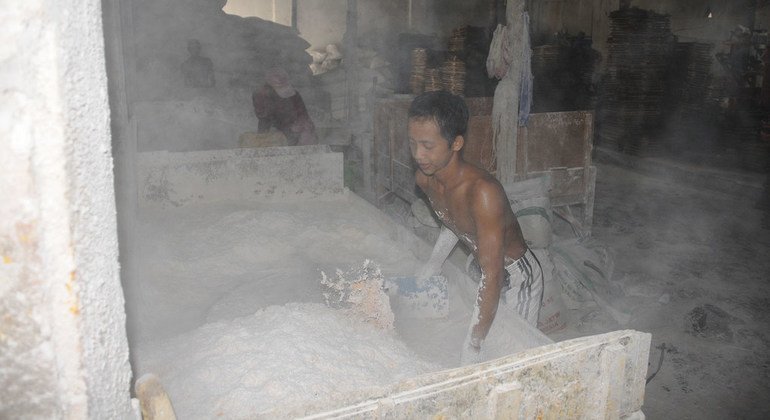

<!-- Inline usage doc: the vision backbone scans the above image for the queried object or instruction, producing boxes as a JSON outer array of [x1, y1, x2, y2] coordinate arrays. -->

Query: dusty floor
[[584, 158, 770, 419]]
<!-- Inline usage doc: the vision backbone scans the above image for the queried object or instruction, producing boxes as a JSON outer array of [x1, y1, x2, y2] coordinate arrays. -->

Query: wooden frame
[[514, 110, 595, 237]]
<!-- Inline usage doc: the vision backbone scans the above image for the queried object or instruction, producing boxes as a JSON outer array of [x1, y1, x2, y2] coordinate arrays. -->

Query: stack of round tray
[[424, 68, 442, 92], [410, 48, 428, 94], [449, 26, 467, 54], [441, 56, 466, 96], [531, 45, 561, 75], [598, 7, 674, 155]]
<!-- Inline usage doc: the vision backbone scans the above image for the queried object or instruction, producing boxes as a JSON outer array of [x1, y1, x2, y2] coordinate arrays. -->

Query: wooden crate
[[514, 111, 595, 236]]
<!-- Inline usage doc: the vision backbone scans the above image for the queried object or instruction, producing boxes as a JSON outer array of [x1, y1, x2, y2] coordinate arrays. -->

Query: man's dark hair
[[408, 91, 469, 145]]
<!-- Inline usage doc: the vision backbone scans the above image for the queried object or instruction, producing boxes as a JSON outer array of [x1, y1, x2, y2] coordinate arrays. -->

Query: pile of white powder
[[129, 199, 437, 416], [135, 302, 438, 419], [128, 197, 550, 417]]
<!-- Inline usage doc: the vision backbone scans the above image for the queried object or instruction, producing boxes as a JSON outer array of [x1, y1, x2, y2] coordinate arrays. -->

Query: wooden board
[[515, 111, 593, 174]]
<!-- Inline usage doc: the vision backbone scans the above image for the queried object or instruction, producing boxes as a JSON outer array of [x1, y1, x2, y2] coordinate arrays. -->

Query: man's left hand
[[460, 342, 482, 366]]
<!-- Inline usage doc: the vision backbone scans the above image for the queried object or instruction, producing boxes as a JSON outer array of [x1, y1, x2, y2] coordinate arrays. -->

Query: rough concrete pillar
[[0, 0, 133, 418]]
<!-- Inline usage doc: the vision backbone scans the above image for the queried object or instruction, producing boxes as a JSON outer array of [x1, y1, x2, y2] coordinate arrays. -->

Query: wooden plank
[[464, 115, 496, 173], [292, 330, 651, 419], [516, 111, 593, 174], [466, 97, 494, 116], [373, 103, 391, 201]]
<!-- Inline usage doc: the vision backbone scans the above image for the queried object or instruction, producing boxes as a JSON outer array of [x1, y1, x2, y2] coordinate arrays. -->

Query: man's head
[[408, 91, 468, 176], [407, 91, 469, 146], [265, 67, 296, 99], [187, 39, 202, 56]]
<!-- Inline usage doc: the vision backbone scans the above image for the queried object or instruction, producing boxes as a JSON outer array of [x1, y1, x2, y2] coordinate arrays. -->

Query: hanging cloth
[[486, 13, 533, 126], [486, 24, 511, 80]]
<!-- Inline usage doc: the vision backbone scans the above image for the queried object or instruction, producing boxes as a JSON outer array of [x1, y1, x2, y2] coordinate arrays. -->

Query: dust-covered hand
[[415, 262, 438, 280], [460, 342, 483, 366]]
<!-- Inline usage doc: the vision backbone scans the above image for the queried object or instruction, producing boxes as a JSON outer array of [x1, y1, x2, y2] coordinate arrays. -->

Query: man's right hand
[[417, 226, 459, 279], [415, 263, 437, 280]]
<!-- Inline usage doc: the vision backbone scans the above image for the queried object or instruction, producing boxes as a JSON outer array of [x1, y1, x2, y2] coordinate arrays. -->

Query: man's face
[[408, 118, 460, 176]]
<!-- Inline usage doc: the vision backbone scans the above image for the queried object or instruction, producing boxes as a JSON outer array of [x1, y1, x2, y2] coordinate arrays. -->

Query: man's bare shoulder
[[465, 168, 508, 207], [463, 165, 503, 191]]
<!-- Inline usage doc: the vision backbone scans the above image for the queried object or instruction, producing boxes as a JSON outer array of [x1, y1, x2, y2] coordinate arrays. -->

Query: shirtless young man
[[408, 91, 544, 363]]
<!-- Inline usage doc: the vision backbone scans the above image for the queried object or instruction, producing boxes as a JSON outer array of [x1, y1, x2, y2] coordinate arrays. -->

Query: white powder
[[129, 199, 436, 416], [128, 197, 550, 417], [320, 260, 396, 330], [135, 303, 439, 419], [130, 199, 421, 342]]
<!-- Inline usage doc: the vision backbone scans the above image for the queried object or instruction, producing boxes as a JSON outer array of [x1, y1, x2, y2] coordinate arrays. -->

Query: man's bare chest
[[425, 188, 474, 236]]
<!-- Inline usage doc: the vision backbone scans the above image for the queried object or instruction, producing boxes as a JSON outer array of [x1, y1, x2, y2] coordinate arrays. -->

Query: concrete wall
[[530, 0, 757, 44], [297, 0, 494, 52], [527, 0, 760, 76], [529, 0, 598, 44], [415, 0, 496, 40], [117, 0, 313, 153], [634, 0, 756, 43], [298, 0, 348, 50], [136, 146, 345, 209], [224, 0, 292, 25], [0, 1, 133, 418]]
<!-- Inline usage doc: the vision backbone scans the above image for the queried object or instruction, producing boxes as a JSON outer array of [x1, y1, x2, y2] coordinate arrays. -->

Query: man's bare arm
[[417, 224, 459, 279], [467, 181, 508, 349]]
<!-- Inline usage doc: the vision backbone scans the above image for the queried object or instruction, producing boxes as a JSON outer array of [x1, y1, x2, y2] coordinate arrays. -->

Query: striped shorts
[[466, 249, 545, 327], [502, 248, 544, 327]]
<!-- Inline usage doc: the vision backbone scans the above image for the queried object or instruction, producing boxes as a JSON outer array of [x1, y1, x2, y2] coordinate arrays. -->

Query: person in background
[[252, 67, 318, 146], [409, 91, 544, 364], [181, 39, 215, 88]]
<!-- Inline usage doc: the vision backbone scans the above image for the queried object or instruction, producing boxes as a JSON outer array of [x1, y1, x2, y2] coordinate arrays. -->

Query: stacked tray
[[449, 26, 468, 54], [597, 7, 675, 155], [666, 42, 718, 154], [410, 48, 428, 94], [676, 42, 714, 115], [531, 45, 561, 76], [441, 56, 466, 96], [424, 68, 443, 92]]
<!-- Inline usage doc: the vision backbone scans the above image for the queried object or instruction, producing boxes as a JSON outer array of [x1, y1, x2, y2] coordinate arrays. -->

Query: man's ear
[[451, 135, 464, 152]]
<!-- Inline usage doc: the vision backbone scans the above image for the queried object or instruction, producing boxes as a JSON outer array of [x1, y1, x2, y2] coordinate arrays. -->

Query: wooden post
[[493, 0, 527, 185], [135, 374, 177, 420], [591, 0, 618, 78], [344, 0, 360, 126]]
